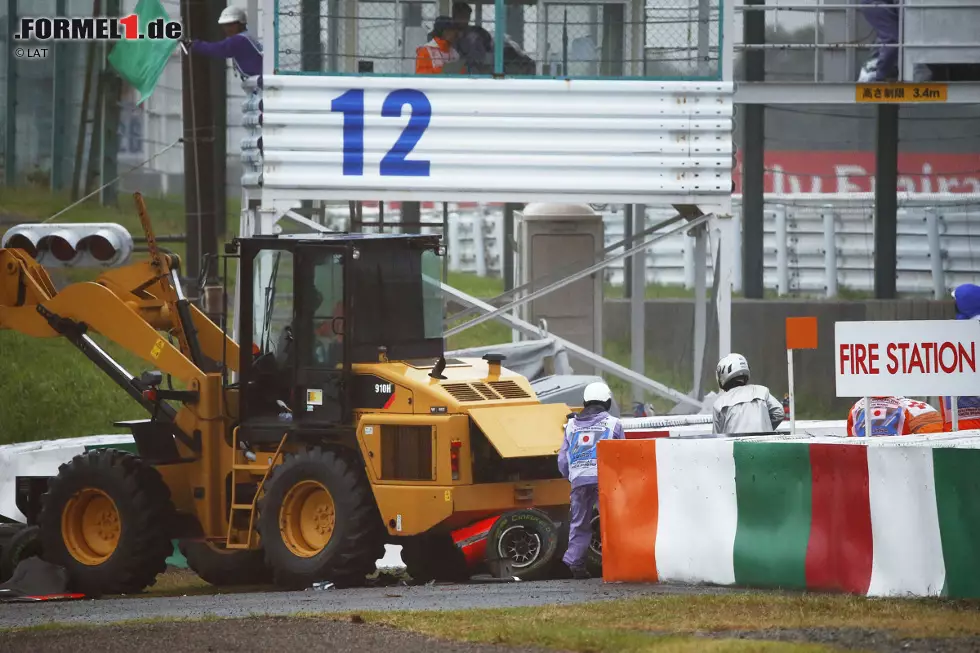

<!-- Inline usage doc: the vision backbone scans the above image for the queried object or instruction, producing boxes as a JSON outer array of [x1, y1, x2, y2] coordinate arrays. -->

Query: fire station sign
[[835, 320, 980, 397]]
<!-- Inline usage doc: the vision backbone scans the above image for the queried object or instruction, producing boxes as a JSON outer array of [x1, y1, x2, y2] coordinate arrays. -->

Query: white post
[[775, 204, 788, 296], [787, 348, 796, 435], [693, 224, 707, 399], [926, 207, 945, 300], [864, 396, 871, 437], [952, 397, 960, 431], [473, 211, 487, 277], [823, 207, 838, 298], [631, 205, 647, 403], [261, 0, 275, 76], [711, 213, 734, 359]]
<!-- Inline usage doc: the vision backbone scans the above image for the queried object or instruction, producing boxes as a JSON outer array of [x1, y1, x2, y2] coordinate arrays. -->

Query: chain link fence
[[272, 0, 722, 79]]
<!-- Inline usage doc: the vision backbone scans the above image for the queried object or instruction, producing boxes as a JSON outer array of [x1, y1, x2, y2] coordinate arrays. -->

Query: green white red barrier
[[598, 433, 980, 598]]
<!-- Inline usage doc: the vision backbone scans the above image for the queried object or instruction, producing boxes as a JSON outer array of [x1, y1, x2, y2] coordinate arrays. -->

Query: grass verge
[[365, 594, 980, 651]]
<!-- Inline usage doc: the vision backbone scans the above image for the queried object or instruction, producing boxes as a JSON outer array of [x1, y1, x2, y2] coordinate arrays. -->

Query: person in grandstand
[[712, 353, 784, 435], [416, 16, 463, 74], [557, 381, 624, 579], [938, 284, 980, 431], [185, 6, 262, 81], [847, 396, 942, 436]]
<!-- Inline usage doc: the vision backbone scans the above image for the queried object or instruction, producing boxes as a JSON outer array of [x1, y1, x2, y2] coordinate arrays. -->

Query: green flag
[[107, 0, 178, 105]]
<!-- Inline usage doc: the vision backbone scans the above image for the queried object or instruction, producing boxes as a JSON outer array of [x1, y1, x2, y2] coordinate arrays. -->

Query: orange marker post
[[785, 317, 818, 434]]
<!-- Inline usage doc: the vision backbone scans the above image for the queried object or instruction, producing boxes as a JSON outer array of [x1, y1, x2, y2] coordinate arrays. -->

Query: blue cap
[[952, 283, 980, 319]]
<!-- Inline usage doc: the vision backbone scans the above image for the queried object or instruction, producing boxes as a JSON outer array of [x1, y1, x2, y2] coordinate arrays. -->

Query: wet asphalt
[[0, 578, 742, 629]]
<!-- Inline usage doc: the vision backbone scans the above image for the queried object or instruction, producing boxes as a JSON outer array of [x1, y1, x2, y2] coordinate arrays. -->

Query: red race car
[[449, 507, 602, 581]]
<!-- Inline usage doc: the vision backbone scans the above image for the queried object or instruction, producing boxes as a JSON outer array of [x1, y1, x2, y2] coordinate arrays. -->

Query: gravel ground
[[0, 616, 559, 653], [701, 627, 980, 652], [0, 578, 753, 629]]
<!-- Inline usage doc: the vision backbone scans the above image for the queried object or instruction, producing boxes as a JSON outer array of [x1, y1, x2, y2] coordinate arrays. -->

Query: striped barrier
[[598, 433, 980, 598]]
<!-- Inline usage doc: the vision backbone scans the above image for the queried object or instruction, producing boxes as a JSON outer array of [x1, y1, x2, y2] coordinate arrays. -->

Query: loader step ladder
[[225, 427, 288, 550]]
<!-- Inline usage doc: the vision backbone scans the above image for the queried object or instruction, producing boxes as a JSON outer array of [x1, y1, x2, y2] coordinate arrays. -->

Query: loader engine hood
[[354, 357, 570, 458], [466, 403, 569, 458]]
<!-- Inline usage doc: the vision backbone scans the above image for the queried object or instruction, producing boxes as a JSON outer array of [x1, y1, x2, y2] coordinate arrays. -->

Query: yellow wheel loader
[[0, 196, 572, 594]]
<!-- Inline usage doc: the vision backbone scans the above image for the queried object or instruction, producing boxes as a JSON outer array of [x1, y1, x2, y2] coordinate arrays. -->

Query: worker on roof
[[939, 284, 980, 431], [847, 396, 942, 436], [557, 381, 623, 580], [415, 16, 463, 75], [712, 353, 784, 435], [186, 6, 263, 80]]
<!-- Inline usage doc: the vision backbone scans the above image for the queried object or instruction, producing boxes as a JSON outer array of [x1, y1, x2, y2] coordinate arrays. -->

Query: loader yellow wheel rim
[[61, 488, 121, 566], [279, 480, 335, 558]]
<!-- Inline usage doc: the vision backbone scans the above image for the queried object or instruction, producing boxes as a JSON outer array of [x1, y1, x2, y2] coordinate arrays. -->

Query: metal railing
[[733, 0, 980, 83], [312, 195, 980, 299]]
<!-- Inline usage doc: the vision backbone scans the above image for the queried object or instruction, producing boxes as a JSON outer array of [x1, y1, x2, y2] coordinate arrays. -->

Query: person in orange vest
[[416, 16, 463, 74], [847, 396, 942, 437]]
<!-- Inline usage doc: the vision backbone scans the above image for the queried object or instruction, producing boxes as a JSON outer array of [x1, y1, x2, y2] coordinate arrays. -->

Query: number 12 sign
[[330, 88, 432, 178]]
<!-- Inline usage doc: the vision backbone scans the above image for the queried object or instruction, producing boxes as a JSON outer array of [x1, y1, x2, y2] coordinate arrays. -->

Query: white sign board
[[249, 76, 735, 205], [835, 320, 980, 397]]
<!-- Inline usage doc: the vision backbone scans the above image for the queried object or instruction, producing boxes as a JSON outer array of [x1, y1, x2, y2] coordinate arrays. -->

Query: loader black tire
[[486, 508, 558, 581], [179, 540, 273, 587], [401, 533, 469, 583], [0, 525, 42, 583], [38, 448, 175, 597], [257, 447, 385, 590]]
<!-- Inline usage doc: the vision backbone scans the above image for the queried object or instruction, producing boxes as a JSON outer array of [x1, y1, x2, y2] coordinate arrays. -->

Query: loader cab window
[[310, 252, 345, 368], [348, 244, 445, 362], [253, 249, 295, 364], [421, 249, 443, 340]]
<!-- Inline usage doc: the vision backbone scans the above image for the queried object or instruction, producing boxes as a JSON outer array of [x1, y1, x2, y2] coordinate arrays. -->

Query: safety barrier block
[[597, 434, 980, 598]]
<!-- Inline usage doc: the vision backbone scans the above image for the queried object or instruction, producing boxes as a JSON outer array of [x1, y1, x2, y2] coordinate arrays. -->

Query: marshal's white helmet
[[218, 6, 247, 24], [583, 381, 612, 405], [716, 353, 750, 388]]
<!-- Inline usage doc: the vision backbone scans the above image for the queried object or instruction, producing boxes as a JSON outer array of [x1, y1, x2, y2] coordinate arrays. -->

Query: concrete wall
[[604, 299, 956, 412]]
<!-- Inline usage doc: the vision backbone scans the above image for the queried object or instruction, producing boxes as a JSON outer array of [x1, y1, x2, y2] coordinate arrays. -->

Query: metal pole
[[926, 206, 945, 299], [442, 283, 704, 410], [775, 204, 788, 296], [446, 213, 685, 328], [631, 205, 646, 404], [787, 349, 796, 435], [693, 224, 707, 399], [51, 0, 69, 191], [181, 0, 220, 287], [4, 0, 17, 186], [402, 201, 421, 234], [623, 205, 633, 298], [874, 105, 899, 299], [864, 396, 871, 437], [823, 207, 838, 298], [503, 203, 519, 291], [71, 0, 100, 200], [742, 0, 765, 299], [100, 0, 122, 206], [697, 0, 711, 77], [445, 213, 712, 338]]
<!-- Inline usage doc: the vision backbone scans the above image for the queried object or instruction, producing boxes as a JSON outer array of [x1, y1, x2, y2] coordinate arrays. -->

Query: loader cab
[[235, 233, 444, 441]]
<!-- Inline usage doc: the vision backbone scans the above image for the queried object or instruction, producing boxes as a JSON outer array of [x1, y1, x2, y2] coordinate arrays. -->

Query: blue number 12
[[330, 89, 432, 177]]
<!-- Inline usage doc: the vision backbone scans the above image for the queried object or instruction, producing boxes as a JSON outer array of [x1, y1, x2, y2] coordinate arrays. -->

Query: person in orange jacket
[[846, 396, 942, 437], [416, 16, 463, 74]]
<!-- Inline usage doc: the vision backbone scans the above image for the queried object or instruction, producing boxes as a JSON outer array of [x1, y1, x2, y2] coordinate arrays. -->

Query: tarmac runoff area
[[0, 579, 747, 629]]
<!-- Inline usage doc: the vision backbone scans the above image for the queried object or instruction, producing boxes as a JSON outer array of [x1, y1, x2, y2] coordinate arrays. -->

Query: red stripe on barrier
[[625, 430, 670, 439], [804, 443, 873, 594], [598, 439, 659, 582]]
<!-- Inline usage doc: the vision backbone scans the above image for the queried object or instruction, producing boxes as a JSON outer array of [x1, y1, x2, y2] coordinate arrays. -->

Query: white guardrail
[[310, 194, 980, 299]]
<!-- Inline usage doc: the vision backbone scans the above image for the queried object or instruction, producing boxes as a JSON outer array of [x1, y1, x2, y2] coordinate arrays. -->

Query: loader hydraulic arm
[[0, 199, 239, 404]]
